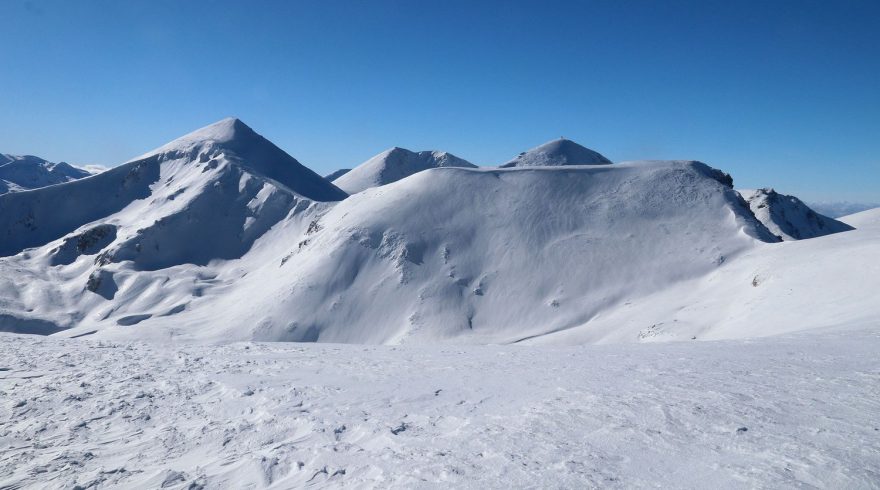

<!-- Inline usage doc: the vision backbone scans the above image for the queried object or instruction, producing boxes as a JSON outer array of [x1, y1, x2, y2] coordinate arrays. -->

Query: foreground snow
[[2, 325, 879, 489]]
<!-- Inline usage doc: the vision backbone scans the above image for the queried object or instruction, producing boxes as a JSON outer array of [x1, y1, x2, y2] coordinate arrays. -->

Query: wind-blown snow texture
[[500, 138, 611, 167], [2, 324, 879, 489], [333, 147, 476, 194], [0, 154, 92, 194]]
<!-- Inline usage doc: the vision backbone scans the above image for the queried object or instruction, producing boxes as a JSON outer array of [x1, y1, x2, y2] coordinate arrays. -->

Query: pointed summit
[[135, 117, 347, 202], [136, 117, 263, 160], [501, 138, 611, 168], [333, 146, 476, 194]]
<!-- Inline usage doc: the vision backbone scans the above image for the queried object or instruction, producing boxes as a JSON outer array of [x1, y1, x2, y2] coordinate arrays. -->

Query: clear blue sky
[[2, 0, 878, 201]]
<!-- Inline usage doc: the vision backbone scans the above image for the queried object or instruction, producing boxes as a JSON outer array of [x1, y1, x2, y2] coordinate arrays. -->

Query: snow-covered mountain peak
[[131, 117, 346, 202], [134, 117, 261, 161], [332, 146, 477, 194], [501, 138, 612, 167], [0, 154, 92, 194], [738, 187, 853, 240]]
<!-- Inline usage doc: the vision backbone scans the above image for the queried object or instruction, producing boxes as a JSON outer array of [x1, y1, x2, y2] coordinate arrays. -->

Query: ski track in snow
[[2, 327, 879, 489]]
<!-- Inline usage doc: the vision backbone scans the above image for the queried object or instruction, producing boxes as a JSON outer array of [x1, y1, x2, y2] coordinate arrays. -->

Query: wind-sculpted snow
[[738, 188, 853, 240], [333, 147, 476, 194], [2, 326, 879, 488]]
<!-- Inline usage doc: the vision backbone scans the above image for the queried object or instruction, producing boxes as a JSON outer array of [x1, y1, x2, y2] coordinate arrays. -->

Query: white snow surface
[[737, 188, 852, 240], [0, 154, 92, 194], [0, 119, 871, 344], [332, 147, 476, 194], [500, 138, 612, 167], [2, 152, 788, 342], [1, 324, 879, 488]]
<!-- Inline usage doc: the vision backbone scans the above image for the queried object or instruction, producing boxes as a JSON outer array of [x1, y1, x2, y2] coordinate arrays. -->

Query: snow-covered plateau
[[2, 325, 879, 489], [1, 118, 878, 488]]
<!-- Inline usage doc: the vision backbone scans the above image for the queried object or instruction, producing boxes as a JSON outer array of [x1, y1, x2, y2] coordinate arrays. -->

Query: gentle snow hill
[[332, 147, 476, 194], [737, 188, 853, 240], [500, 138, 612, 167], [57, 159, 777, 343], [839, 206, 880, 228], [324, 168, 351, 181], [0, 153, 92, 194], [529, 205, 880, 344]]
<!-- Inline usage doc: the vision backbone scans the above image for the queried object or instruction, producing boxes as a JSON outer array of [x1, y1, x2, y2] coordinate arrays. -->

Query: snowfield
[[2, 325, 879, 489]]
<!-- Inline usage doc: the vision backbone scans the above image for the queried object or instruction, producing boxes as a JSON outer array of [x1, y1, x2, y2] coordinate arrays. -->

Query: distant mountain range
[[0, 154, 94, 194]]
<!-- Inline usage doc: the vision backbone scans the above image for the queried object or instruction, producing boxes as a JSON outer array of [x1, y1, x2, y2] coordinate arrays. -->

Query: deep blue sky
[[2, 0, 878, 201]]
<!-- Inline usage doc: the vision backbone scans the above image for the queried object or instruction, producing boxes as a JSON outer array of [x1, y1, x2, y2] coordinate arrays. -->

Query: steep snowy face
[[0, 118, 342, 261], [738, 188, 853, 240], [0, 154, 92, 194], [332, 147, 476, 194], [500, 138, 612, 168]]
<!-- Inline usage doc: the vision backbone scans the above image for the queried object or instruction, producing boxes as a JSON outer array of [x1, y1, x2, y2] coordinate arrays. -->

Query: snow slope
[[0, 119, 875, 347], [0, 119, 349, 334], [324, 168, 351, 181], [500, 138, 612, 167], [2, 323, 878, 489], [738, 188, 852, 240], [0, 118, 345, 258], [24, 158, 775, 343], [529, 208, 880, 345], [0, 154, 92, 194], [332, 147, 476, 194]]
